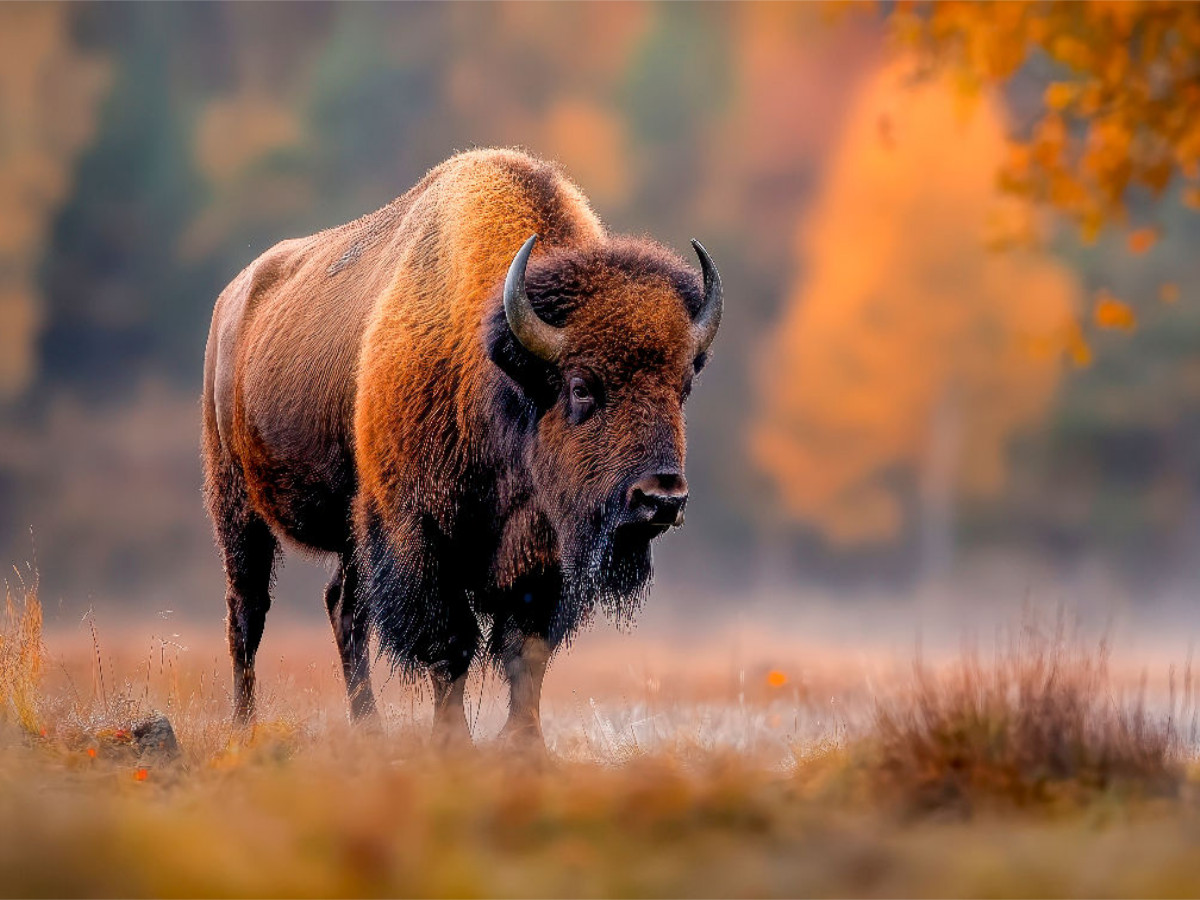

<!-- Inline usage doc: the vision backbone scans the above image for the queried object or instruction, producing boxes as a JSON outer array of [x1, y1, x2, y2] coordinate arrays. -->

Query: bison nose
[[626, 472, 689, 528]]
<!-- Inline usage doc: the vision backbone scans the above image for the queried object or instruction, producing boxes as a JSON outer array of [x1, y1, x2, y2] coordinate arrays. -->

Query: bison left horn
[[504, 234, 564, 363], [690, 239, 723, 355]]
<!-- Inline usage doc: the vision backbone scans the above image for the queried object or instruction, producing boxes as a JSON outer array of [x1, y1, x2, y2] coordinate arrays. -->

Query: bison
[[202, 148, 722, 748]]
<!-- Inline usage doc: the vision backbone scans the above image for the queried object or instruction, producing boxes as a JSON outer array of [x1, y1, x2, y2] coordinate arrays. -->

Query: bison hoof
[[497, 721, 549, 763], [431, 722, 475, 756]]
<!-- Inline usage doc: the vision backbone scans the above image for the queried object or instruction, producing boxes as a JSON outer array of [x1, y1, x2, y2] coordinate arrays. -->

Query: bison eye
[[566, 374, 597, 423]]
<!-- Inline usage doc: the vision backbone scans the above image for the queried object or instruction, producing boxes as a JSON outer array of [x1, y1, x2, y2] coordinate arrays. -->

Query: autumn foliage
[[748, 2, 1200, 543], [890, 2, 1200, 348], [752, 62, 1079, 544], [892, 1, 1200, 244], [0, 5, 108, 398]]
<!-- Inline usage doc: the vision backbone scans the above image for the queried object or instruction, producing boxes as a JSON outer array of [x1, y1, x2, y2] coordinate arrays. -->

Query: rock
[[131, 713, 181, 764]]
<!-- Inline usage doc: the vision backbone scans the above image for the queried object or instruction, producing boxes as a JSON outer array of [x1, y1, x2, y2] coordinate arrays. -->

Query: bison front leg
[[424, 614, 479, 750], [429, 661, 472, 750], [499, 635, 551, 752], [355, 505, 478, 749]]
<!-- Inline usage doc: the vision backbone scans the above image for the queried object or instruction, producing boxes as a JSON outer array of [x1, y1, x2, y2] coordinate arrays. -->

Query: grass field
[[4, 573, 1200, 898]]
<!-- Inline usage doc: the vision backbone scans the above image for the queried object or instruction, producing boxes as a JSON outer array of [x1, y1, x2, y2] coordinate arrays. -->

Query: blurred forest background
[[3, 2, 1200, 629]]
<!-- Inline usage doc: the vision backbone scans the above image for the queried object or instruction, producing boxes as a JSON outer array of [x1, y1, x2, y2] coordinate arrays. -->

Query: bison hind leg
[[207, 457, 279, 727], [325, 553, 379, 723]]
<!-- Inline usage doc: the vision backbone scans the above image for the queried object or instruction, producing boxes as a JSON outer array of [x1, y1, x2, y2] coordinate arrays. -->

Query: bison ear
[[485, 306, 559, 409]]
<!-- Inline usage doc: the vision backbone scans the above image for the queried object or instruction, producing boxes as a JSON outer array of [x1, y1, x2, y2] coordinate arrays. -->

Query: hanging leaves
[[891, 2, 1200, 248], [888, 1, 1200, 355]]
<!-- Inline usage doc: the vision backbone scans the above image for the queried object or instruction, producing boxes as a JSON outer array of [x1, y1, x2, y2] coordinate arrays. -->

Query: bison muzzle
[[202, 148, 722, 749]]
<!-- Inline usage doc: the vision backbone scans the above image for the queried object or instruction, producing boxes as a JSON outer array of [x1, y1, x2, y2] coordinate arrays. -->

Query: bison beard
[[555, 499, 654, 643]]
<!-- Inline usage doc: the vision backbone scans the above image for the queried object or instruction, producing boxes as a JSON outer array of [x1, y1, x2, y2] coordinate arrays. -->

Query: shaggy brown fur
[[202, 148, 716, 745]]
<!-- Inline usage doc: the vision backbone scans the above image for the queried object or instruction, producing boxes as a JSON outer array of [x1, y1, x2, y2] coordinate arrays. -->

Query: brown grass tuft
[[0, 564, 44, 735], [864, 614, 1185, 814]]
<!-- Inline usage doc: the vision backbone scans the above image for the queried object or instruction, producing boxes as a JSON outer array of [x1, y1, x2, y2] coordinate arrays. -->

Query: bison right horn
[[504, 234, 565, 363], [690, 239, 723, 355]]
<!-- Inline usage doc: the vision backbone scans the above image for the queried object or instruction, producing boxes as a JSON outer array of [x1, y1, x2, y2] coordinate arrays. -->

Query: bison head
[[487, 234, 722, 633]]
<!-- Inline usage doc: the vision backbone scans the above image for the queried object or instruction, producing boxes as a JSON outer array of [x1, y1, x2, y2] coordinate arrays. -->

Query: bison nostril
[[626, 473, 690, 528]]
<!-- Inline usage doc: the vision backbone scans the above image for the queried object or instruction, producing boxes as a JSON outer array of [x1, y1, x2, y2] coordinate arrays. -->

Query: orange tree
[[889, 1, 1200, 343]]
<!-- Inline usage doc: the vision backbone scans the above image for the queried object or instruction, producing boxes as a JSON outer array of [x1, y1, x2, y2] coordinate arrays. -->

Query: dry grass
[[3, 585, 1200, 898], [0, 563, 43, 735], [863, 616, 1189, 814]]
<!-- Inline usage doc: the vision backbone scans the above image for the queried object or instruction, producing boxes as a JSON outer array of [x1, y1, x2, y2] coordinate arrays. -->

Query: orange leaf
[[766, 670, 788, 688], [1044, 82, 1076, 111], [1065, 322, 1093, 368], [1069, 338, 1093, 368], [1094, 293, 1137, 331], [134, 767, 149, 782], [1127, 228, 1158, 254]]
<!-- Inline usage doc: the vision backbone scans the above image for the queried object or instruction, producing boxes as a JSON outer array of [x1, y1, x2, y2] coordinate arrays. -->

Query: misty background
[[2, 3, 1199, 636]]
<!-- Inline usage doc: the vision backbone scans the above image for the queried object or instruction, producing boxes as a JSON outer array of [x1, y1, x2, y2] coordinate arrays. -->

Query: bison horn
[[504, 234, 564, 363], [690, 239, 723, 355]]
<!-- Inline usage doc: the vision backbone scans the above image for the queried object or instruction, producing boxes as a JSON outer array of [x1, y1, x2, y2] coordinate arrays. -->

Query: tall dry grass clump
[[1, 565, 44, 734], [865, 615, 1186, 813]]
